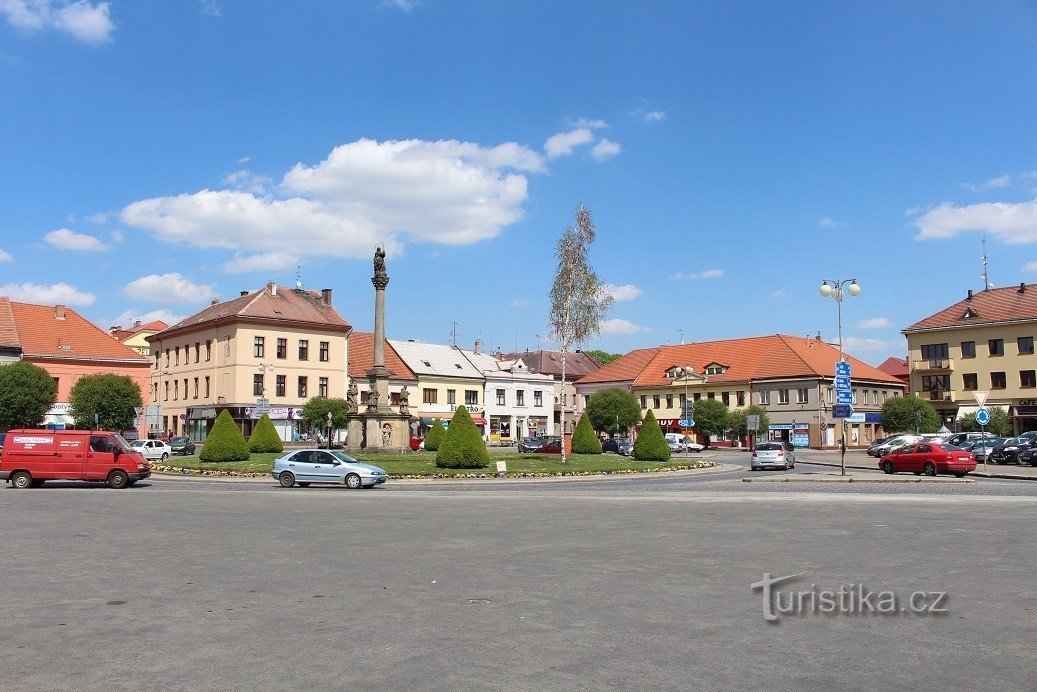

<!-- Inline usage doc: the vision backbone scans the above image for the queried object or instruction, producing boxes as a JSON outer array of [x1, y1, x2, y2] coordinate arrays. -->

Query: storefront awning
[[955, 405, 979, 420], [420, 415, 487, 426]]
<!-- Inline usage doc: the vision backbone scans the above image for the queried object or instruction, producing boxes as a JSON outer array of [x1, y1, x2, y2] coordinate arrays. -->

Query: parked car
[[537, 436, 563, 454], [601, 437, 628, 454], [879, 442, 975, 477], [272, 449, 387, 488], [988, 437, 1035, 464], [409, 436, 423, 451], [518, 436, 543, 453], [130, 439, 172, 461], [684, 439, 705, 453], [868, 435, 919, 457], [946, 432, 994, 447], [666, 439, 684, 454], [750, 441, 795, 471], [1, 429, 150, 488], [1010, 445, 1037, 467], [617, 439, 634, 456], [168, 436, 196, 456], [146, 430, 170, 443]]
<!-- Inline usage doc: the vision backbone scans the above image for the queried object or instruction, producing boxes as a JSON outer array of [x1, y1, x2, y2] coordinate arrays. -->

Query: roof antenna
[[295, 264, 303, 289], [677, 328, 684, 345], [980, 235, 992, 291]]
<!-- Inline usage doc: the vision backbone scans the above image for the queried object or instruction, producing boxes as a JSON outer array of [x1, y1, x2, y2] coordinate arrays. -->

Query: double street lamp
[[819, 279, 861, 475]]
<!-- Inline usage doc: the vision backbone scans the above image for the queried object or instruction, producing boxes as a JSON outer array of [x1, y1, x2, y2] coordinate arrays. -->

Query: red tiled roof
[[153, 285, 349, 340], [348, 332, 416, 381], [8, 302, 149, 362], [878, 357, 909, 378], [0, 297, 20, 349], [500, 350, 601, 379], [905, 284, 1037, 331], [577, 335, 903, 387], [111, 320, 168, 341]]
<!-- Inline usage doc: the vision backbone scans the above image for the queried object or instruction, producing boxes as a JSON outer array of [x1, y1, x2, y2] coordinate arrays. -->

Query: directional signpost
[[746, 414, 760, 447], [975, 404, 991, 471], [834, 359, 853, 476]]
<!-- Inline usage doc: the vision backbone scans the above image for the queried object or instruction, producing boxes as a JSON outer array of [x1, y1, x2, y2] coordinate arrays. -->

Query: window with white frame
[[778, 389, 789, 404], [759, 390, 770, 405], [796, 388, 808, 404]]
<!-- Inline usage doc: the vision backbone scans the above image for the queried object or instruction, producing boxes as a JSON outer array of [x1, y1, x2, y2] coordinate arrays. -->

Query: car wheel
[[161, 453, 169, 461], [298, 482, 310, 488], [345, 473, 362, 489], [882, 460, 895, 474], [107, 470, 130, 489], [10, 471, 32, 489], [923, 462, 937, 477], [279, 471, 296, 488]]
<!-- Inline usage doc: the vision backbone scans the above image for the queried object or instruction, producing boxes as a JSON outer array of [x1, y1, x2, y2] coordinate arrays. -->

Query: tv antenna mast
[[980, 235, 992, 291], [295, 264, 303, 289], [448, 321, 459, 347]]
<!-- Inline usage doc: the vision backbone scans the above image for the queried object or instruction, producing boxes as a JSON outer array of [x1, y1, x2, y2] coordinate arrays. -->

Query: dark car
[[169, 436, 196, 456], [1011, 446, 1037, 466], [987, 437, 1034, 464], [518, 437, 543, 453], [601, 437, 630, 454]]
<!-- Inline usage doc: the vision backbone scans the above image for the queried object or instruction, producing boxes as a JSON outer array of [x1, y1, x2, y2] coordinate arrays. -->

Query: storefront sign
[[246, 407, 299, 420]]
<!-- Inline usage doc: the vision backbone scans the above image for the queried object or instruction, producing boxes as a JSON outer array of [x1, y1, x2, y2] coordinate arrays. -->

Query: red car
[[879, 442, 975, 478], [537, 436, 563, 454], [1, 429, 151, 488]]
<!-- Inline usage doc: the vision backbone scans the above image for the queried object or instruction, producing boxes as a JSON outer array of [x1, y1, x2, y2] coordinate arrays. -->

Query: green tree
[[633, 409, 670, 462], [691, 398, 729, 446], [68, 373, 143, 431], [199, 410, 251, 462], [248, 413, 284, 453], [727, 405, 770, 444], [548, 203, 614, 463], [423, 418, 446, 451], [299, 397, 350, 433], [958, 406, 1010, 436], [0, 361, 57, 430], [571, 413, 602, 454], [880, 394, 940, 434], [436, 405, 489, 469], [585, 387, 641, 436], [584, 349, 622, 366]]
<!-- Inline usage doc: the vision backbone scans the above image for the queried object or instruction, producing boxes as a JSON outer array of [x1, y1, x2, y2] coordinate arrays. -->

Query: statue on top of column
[[374, 246, 387, 279]]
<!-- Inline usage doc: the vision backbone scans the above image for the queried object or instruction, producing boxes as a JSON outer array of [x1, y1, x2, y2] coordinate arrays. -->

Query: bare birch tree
[[548, 203, 613, 463]]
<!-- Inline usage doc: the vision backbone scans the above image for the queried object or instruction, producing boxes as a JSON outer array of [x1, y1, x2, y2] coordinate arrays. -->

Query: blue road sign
[[835, 360, 851, 377], [975, 408, 990, 426], [832, 404, 853, 419], [834, 375, 851, 390], [836, 390, 854, 404], [679, 418, 693, 427]]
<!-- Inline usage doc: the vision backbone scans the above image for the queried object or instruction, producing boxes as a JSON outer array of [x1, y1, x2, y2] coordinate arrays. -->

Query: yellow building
[[109, 319, 169, 356], [145, 282, 350, 441], [389, 339, 487, 434], [903, 283, 1037, 432]]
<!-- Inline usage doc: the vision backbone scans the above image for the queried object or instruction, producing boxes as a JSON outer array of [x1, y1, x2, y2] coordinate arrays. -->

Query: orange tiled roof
[[111, 320, 168, 341], [905, 284, 1037, 331], [9, 302, 149, 362], [576, 335, 903, 387], [349, 332, 416, 381], [500, 349, 601, 378], [153, 284, 349, 339], [878, 356, 909, 378], [0, 297, 20, 349]]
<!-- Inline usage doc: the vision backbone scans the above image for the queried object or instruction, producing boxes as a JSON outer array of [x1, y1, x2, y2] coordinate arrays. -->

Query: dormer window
[[963, 308, 978, 319], [705, 364, 726, 376]]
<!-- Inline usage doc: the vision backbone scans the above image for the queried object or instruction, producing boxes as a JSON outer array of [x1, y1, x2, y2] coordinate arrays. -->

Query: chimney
[[133, 320, 142, 327], [210, 298, 219, 306], [240, 290, 249, 297], [268, 281, 278, 296], [54, 305, 66, 321], [1020, 283, 1026, 294], [321, 288, 332, 305], [474, 339, 482, 355], [109, 325, 121, 335], [967, 289, 973, 301]]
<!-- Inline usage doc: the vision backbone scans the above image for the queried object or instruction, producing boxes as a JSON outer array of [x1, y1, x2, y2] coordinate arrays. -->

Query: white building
[[461, 345, 555, 444]]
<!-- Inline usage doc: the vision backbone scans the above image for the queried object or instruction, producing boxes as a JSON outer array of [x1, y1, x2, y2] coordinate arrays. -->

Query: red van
[[0, 429, 151, 489]]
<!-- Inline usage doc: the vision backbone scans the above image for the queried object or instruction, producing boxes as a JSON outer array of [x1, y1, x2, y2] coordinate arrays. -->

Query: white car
[[130, 439, 172, 461]]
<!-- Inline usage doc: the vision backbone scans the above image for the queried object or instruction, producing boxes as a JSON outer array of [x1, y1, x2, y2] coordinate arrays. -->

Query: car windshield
[[330, 451, 357, 464], [171, 437, 187, 443], [130, 440, 145, 447], [112, 435, 134, 453], [1002, 437, 1025, 446], [756, 443, 781, 450]]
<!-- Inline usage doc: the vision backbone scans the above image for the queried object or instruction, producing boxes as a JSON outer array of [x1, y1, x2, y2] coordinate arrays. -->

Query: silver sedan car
[[750, 442, 796, 471], [272, 449, 388, 489]]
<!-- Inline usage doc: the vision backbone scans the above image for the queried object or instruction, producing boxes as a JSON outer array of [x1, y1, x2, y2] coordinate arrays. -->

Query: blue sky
[[2, 1, 1036, 363]]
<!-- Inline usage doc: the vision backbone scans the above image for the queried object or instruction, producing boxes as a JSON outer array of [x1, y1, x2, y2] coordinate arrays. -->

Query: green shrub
[[436, 405, 489, 468], [424, 418, 446, 451], [199, 410, 251, 462], [571, 413, 602, 454], [248, 413, 284, 453], [633, 409, 670, 462]]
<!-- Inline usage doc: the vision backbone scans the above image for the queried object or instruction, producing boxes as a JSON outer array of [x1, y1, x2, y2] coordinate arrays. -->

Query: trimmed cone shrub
[[248, 413, 284, 453], [424, 418, 446, 451], [436, 405, 489, 469], [199, 410, 251, 462], [633, 409, 670, 462], [572, 413, 602, 454]]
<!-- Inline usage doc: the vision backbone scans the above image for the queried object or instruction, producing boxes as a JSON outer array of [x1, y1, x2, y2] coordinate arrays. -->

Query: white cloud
[[382, 0, 418, 11], [0, 281, 94, 305], [222, 251, 299, 275], [122, 273, 217, 304], [0, 248, 11, 263], [643, 110, 666, 122], [43, 227, 109, 251], [237, 155, 251, 164], [543, 128, 594, 159], [199, 0, 220, 16], [819, 216, 845, 229], [912, 199, 1037, 243], [1024, 261, 1037, 273], [857, 317, 893, 329], [85, 210, 114, 224], [841, 336, 891, 353], [109, 229, 123, 244], [590, 138, 621, 162], [103, 308, 184, 330], [769, 289, 788, 299], [222, 168, 272, 195], [600, 318, 652, 336], [1, 1, 115, 45], [670, 269, 725, 280], [600, 283, 642, 302], [961, 174, 1011, 192], [565, 117, 607, 129], [508, 299, 531, 308]]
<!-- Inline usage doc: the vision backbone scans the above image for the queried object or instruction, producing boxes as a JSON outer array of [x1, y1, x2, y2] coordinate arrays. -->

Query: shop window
[[961, 341, 975, 358]]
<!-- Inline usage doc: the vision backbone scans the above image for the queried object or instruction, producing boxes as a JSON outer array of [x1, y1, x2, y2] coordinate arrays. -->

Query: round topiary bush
[[199, 410, 251, 462], [424, 418, 446, 451], [436, 405, 489, 468], [248, 413, 284, 453], [633, 409, 670, 462], [571, 413, 602, 454]]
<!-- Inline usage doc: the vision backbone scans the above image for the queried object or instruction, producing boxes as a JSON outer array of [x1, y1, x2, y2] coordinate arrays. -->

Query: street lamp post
[[327, 411, 333, 450], [819, 279, 861, 476]]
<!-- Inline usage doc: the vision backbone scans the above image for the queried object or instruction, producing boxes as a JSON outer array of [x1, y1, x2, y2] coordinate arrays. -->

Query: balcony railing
[[914, 390, 956, 403], [912, 358, 954, 372]]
